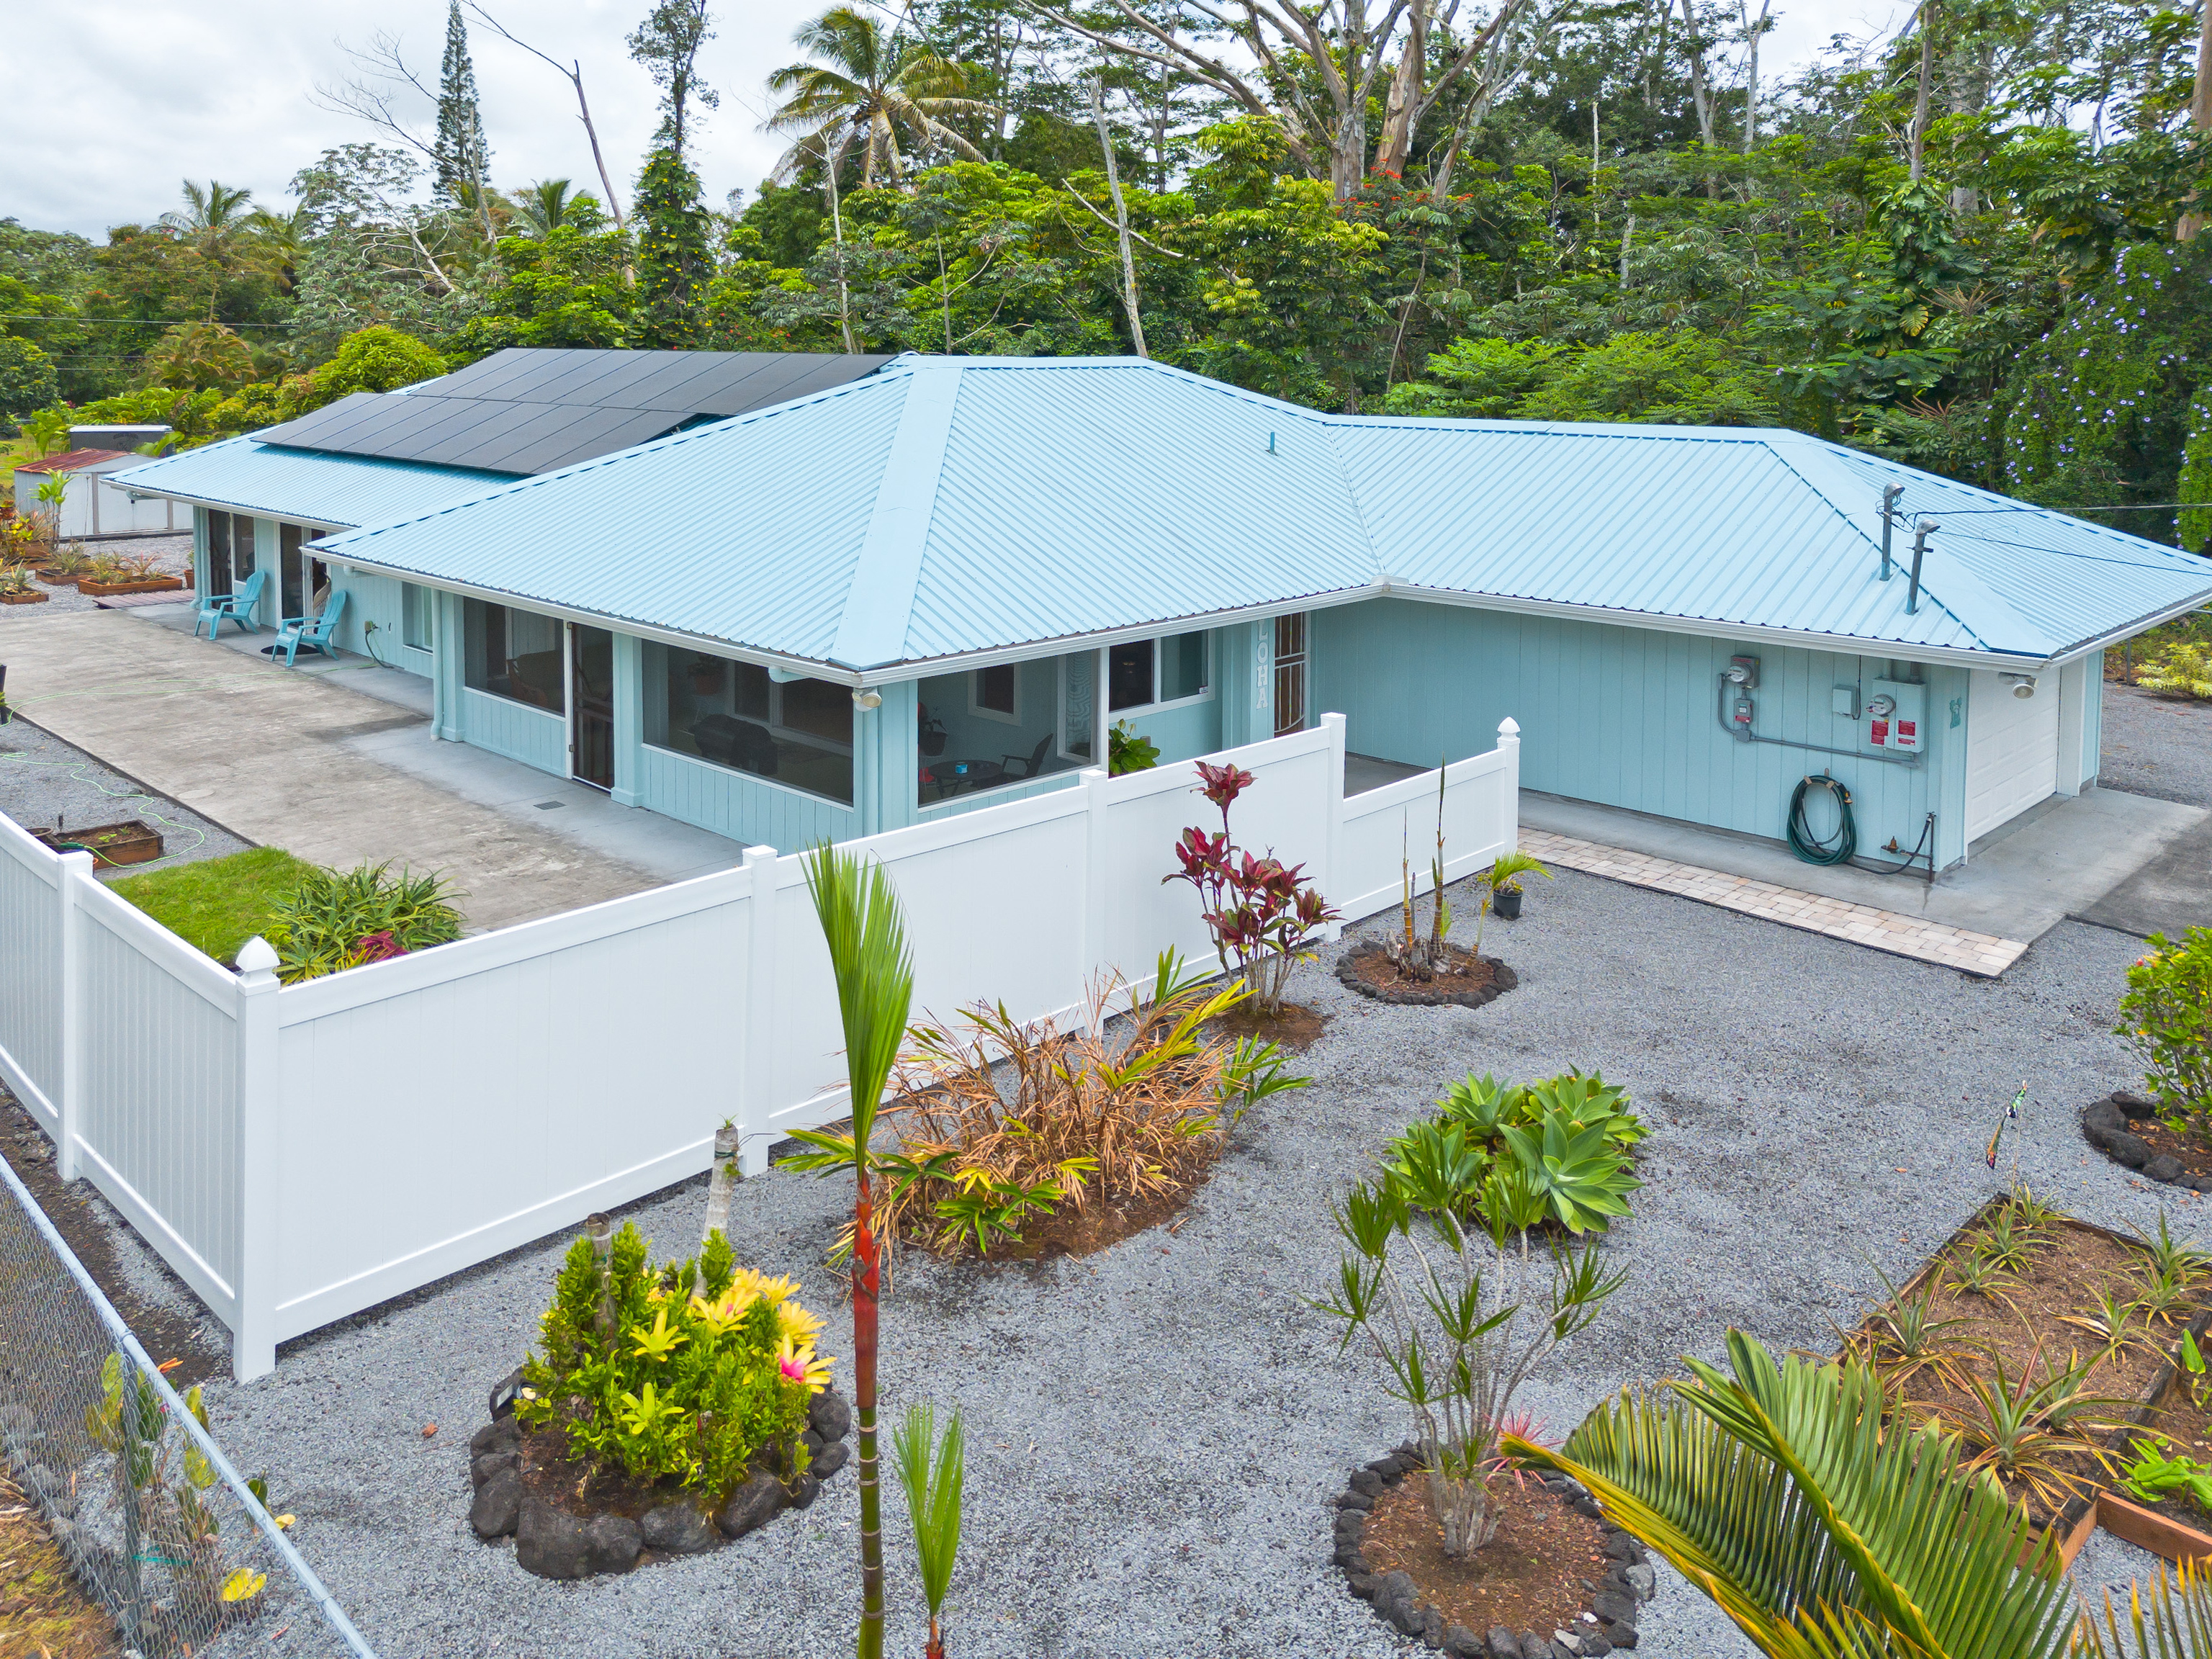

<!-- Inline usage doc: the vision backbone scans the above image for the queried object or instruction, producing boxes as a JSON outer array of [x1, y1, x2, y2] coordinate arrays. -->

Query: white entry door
[[1964, 668, 2061, 842]]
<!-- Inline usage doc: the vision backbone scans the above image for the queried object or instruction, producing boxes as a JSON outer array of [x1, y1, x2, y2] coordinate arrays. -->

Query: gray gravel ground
[[0, 714, 250, 870], [2100, 679, 2212, 807], [163, 870, 2191, 1659], [0, 531, 192, 619]]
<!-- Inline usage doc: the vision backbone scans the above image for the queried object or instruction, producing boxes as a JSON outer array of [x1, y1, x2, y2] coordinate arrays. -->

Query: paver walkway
[[1519, 827, 2031, 976], [0, 611, 668, 931]]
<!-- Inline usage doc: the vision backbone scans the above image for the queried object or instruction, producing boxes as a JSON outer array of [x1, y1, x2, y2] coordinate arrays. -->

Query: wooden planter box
[[1848, 1194, 2212, 1570], [32, 819, 166, 868], [78, 576, 185, 597], [1, 590, 49, 605]]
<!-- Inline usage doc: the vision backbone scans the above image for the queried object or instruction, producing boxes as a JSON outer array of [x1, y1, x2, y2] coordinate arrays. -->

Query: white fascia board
[[114, 486, 356, 533]]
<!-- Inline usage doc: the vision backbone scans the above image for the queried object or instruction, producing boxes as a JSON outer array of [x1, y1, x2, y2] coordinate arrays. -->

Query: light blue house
[[120, 352, 2212, 871]]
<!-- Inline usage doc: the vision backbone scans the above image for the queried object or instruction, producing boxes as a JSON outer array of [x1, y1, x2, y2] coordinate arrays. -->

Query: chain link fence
[[0, 1146, 376, 1658]]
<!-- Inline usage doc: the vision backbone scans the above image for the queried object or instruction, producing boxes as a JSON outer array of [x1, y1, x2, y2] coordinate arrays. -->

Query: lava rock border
[[467, 1369, 855, 1580], [1335, 1444, 1658, 1658], [2080, 1092, 2212, 1192], [1336, 946, 1519, 1010]]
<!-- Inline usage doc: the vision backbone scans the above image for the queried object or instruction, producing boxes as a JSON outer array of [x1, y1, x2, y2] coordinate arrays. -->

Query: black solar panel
[[256, 349, 892, 474]]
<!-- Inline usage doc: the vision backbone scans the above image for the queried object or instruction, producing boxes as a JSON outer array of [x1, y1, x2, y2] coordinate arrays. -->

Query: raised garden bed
[[1336, 943, 1518, 1010], [1, 590, 48, 606], [2082, 1091, 2212, 1191], [76, 577, 184, 598], [1839, 1192, 2212, 1566], [32, 819, 165, 868], [469, 1372, 855, 1580], [1335, 1444, 1658, 1655]]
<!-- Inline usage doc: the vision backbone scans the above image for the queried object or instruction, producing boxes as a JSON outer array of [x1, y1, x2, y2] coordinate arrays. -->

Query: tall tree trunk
[[1740, 0, 1769, 153], [824, 138, 857, 354], [853, 1177, 884, 1659], [1092, 72, 1148, 357], [1373, 0, 1429, 179], [1677, 0, 1717, 194], [2181, 0, 2212, 240], [1910, 2, 1934, 181]]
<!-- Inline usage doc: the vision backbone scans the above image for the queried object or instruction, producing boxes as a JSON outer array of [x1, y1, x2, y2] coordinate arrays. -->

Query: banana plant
[[1503, 1331, 2079, 1659]]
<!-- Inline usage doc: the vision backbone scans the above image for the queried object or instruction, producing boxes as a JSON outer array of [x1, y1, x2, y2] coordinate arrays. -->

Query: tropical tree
[[507, 179, 605, 237], [766, 7, 994, 189], [788, 845, 916, 1659], [1505, 1331, 2080, 1658], [893, 1402, 966, 1659], [158, 181, 263, 319]]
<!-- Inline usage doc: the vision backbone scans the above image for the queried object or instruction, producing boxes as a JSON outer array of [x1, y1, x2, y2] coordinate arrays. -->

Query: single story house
[[118, 353, 2212, 869], [15, 448, 186, 539]]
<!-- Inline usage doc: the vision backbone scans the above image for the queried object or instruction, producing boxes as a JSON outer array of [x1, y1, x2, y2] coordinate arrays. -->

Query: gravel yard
[[163, 871, 2182, 1659], [0, 712, 251, 868], [2102, 678, 2212, 808], [0, 532, 192, 619]]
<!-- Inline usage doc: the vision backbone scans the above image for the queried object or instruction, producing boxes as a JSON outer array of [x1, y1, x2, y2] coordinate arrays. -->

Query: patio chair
[[273, 590, 348, 667], [193, 569, 266, 638], [1001, 733, 1054, 779]]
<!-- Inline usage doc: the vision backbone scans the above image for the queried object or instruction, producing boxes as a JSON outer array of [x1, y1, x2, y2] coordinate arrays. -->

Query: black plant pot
[[1492, 886, 1522, 920]]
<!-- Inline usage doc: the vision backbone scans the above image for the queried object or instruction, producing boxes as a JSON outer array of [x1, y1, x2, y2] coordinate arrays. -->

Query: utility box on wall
[[1868, 678, 1926, 755]]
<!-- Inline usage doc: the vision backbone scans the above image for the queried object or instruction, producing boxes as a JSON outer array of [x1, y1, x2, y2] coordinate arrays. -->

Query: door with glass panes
[[1272, 614, 1308, 737], [570, 624, 616, 790]]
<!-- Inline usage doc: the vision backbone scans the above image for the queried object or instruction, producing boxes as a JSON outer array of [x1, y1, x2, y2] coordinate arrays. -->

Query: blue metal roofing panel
[[309, 354, 2212, 672], [312, 371, 910, 661], [107, 437, 508, 529]]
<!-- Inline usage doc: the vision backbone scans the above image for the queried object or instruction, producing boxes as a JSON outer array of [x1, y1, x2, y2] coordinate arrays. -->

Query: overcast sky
[[5, 1, 1891, 241]]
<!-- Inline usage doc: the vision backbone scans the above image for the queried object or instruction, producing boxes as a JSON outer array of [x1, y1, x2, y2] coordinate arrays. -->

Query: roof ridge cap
[[827, 358, 964, 669]]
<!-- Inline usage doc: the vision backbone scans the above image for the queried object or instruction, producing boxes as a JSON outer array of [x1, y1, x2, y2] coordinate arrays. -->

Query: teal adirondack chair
[[193, 569, 266, 638], [274, 590, 348, 666]]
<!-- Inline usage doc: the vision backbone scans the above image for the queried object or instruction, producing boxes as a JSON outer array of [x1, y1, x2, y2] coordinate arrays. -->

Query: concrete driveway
[[0, 610, 742, 932]]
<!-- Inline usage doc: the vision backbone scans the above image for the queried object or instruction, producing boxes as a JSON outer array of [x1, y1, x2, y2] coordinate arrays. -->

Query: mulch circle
[[468, 1371, 855, 1580], [1210, 999, 1328, 1051], [1336, 943, 1518, 1010], [1336, 1444, 1656, 1655], [2080, 1092, 2212, 1192]]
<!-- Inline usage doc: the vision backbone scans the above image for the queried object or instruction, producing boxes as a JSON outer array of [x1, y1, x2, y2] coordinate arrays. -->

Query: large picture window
[[464, 598, 566, 714], [1108, 628, 1211, 714], [915, 652, 1086, 805], [642, 642, 853, 806]]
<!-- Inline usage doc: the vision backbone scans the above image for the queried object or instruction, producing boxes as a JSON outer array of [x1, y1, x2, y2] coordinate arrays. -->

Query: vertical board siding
[[1313, 599, 1945, 861], [76, 912, 241, 1314], [459, 688, 568, 775], [637, 743, 857, 849], [0, 822, 61, 1125]]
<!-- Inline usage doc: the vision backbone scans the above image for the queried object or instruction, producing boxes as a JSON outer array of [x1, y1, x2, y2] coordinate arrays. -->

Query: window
[[231, 515, 257, 577], [641, 641, 853, 806], [204, 511, 232, 596], [971, 663, 1018, 721], [463, 598, 566, 714], [401, 583, 433, 651], [1107, 629, 1210, 713]]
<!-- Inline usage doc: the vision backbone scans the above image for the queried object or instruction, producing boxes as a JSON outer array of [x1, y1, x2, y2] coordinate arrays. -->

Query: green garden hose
[[1786, 773, 1857, 866]]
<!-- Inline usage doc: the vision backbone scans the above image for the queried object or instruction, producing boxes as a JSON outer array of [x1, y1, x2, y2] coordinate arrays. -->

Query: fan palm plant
[[792, 843, 914, 1659], [1502, 1331, 2080, 1658], [765, 7, 992, 189]]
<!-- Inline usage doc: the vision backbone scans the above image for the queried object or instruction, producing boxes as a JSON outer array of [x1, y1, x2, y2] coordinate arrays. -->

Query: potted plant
[[917, 701, 948, 757], [1485, 850, 1551, 920]]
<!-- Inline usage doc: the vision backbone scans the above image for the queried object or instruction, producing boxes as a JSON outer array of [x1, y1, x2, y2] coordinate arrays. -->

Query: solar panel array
[[255, 349, 892, 475]]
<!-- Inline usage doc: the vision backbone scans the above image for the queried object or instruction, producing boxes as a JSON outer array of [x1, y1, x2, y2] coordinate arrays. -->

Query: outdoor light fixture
[[852, 688, 882, 711], [2000, 673, 2038, 700]]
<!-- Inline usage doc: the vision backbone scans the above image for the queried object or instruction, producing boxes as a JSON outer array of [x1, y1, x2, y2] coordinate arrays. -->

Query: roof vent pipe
[[1905, 518, 1938, 615], [1879, 483, 1904, 580]]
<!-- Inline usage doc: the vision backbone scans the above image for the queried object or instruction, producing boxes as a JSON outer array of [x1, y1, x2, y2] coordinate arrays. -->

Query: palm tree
[[246, 203, 314, 295], [1505, 1331, 2080, 1658], [765, 7, 991, 189], [160, 181, 261, 320], [790, 844, 914, 1659], [506, 179, 599, 237]]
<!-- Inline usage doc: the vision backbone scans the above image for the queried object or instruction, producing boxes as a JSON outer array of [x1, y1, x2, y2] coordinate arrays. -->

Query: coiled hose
[[1786, 773, 1856, 866]]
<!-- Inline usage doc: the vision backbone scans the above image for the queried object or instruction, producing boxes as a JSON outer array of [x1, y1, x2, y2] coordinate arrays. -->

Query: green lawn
[[107, 848, 317, 966]]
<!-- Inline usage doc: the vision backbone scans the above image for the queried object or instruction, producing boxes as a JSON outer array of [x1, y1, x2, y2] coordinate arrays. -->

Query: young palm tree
[[1506, 1331, 2079, 1658], [799, 844, 914, 1659], [764, 7, 992, 190], [893, 1403, 965, 1659], [506, 179, 599, 237]]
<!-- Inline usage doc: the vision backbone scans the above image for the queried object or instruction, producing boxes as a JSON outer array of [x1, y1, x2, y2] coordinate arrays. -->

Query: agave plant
[[1504, 1332, 2079, 1658], [1496, 1109, 1642, 1234]]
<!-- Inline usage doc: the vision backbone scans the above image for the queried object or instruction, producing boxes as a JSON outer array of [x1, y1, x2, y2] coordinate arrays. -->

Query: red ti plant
[[1165, 760, 1341, 1016]]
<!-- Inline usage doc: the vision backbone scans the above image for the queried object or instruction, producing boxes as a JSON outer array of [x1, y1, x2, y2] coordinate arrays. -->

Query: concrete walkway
[[0, 610, 742, 932]]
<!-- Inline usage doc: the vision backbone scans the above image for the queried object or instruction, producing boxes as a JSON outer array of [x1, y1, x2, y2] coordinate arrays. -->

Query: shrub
[[2139, 641, 2212, 701], [1382, 1070, 1645, 1234], [1107, 719, 1159, 775], [1165, 760, 1340, 1015], [791, 949, 1308, 1263], [2118, 928, 2212, 1130], [264, 861, 463, 982], [517, 1224, 830, 1501]]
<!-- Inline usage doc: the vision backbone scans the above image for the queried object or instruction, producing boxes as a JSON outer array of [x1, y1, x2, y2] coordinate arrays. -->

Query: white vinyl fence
[[0, 714, 1520, 1379]]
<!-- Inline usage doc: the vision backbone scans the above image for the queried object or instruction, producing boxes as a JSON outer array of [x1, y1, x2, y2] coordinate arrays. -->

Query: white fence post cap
[[1498, 716, 1521, 739], [235, 936, 279, 981]]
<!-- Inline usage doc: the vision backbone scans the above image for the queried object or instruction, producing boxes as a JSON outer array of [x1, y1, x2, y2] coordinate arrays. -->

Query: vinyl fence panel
[[0, 817, 63, 1133]]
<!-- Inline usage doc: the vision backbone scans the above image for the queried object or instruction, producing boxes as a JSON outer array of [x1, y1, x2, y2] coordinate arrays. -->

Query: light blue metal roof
[[109, 436, 510, 530], [295, 354, 2212, 674]]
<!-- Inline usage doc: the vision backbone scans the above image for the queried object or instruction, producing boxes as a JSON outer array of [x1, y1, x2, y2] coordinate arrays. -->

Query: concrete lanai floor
[[0, 606, 745, 931]]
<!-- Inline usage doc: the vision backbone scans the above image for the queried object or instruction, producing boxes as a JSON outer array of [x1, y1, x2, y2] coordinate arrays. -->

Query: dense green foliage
[[6, 0, 2208, 545], [517, 1223, 830, 1501], [262, 860, 464, 981], [1382, 1069, 1645, 1233], [2119, 927, 2212, 1134]]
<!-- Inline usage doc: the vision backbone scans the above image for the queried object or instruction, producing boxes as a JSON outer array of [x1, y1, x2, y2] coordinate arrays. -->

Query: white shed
[[12, 449, 183, 539]]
